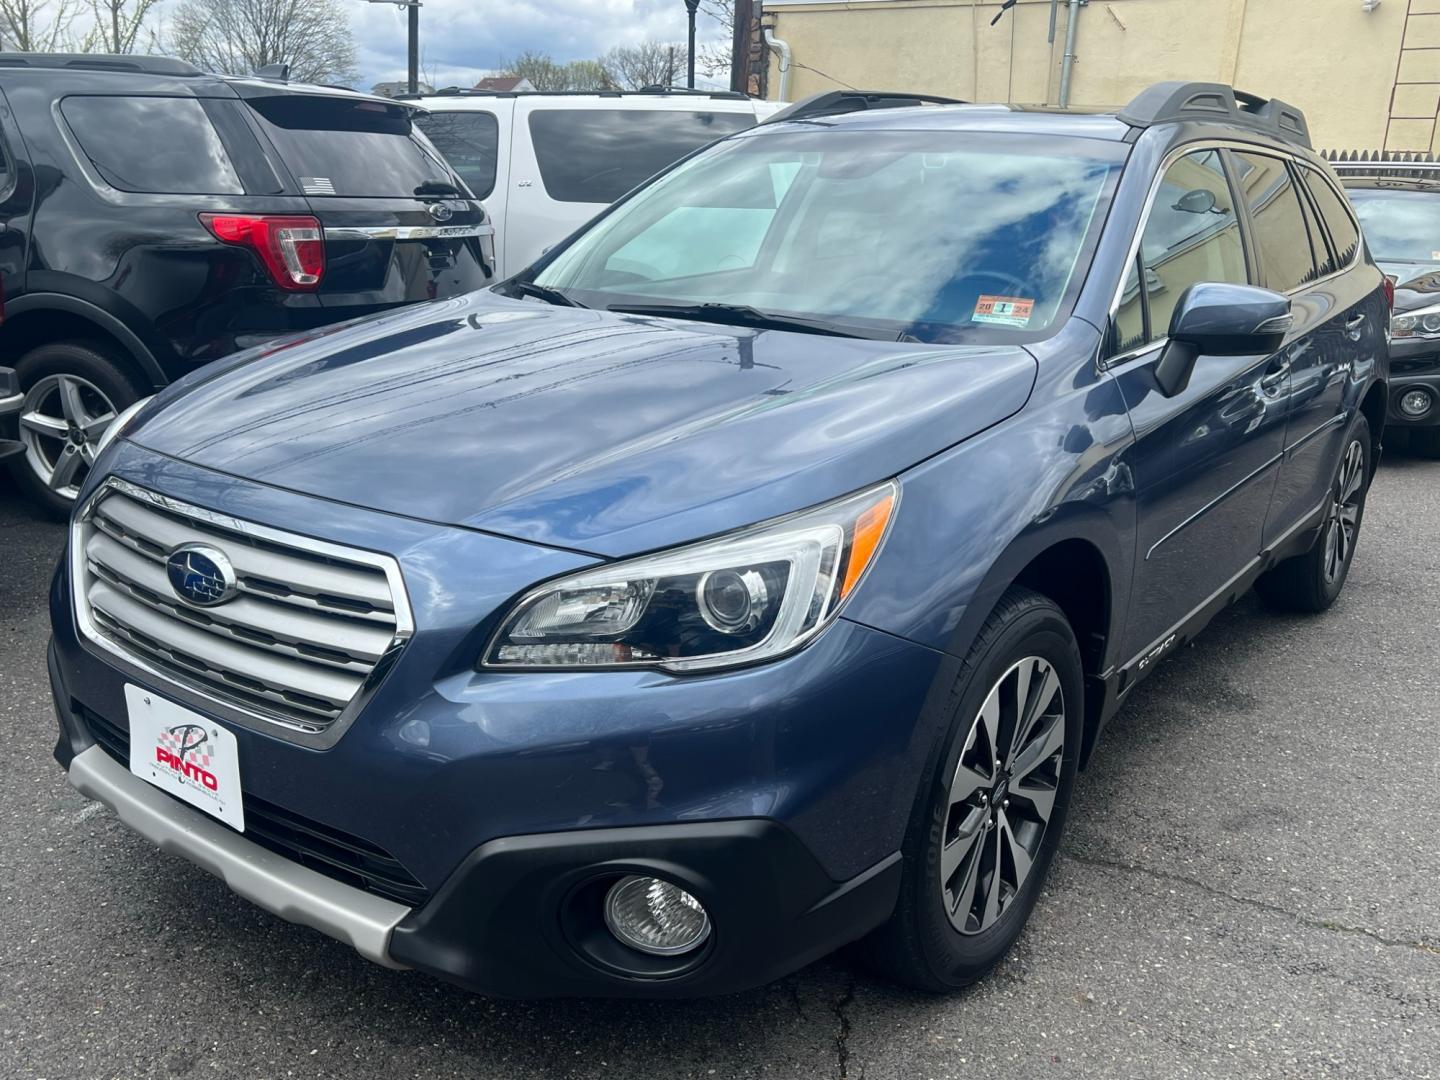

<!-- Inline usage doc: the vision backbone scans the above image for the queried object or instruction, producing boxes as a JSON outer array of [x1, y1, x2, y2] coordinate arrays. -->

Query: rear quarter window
[[1299, 166, 1361, 273], [413, 110, 499, 200], [527, 108, 755, 204], [247, 95, 456, 198], [60, 95, 243, 195]]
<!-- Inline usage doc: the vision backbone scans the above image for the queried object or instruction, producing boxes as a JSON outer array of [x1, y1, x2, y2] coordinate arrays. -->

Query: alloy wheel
[[940, 656, 1066, 935], [18, 374, 118, 501], [1322, 438, 1365, 585]]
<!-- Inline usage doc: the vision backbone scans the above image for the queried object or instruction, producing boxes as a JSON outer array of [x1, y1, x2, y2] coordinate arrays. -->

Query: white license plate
[[125, 684, 244, 831]]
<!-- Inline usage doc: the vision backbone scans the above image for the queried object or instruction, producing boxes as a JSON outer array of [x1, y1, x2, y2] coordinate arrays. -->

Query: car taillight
[[200, 213, 325, 291], [1383, 275, 1396, 312]]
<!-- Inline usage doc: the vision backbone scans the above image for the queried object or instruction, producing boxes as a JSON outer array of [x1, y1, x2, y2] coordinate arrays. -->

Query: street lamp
[[685, 0, 699, 89], [363, 0, 423, 95]]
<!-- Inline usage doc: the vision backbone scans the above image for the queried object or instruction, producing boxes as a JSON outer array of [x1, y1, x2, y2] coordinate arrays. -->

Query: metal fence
[[1322, 149, 1440, 178]]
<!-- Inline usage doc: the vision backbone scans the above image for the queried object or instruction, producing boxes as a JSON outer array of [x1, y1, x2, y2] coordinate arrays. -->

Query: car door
[[0, 87, 33, 310], [1108, 146, 1292, 664], [506, 101, 758, 276], [1256, 159, 1384, 537]]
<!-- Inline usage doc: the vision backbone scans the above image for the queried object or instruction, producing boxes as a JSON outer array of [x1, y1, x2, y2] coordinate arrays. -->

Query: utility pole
[[685, 0, 700, 89], [730, 0, 754, 95], [363, 1, 423, 94]]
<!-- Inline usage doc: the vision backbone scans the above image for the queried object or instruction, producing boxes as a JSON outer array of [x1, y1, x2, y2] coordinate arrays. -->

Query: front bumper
[[1385, 339, 1440, 427], [50, 447, 942, 996]]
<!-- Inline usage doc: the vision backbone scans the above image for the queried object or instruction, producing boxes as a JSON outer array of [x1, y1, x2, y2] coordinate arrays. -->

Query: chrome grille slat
[[92, 514, 397, 624], [74, 483, 411, 744], [96, 496, 394, 611], [86, 533, 391, 667]]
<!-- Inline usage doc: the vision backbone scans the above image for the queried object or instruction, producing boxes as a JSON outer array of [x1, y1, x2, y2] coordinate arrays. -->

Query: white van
[[412, 89, 780, 279]]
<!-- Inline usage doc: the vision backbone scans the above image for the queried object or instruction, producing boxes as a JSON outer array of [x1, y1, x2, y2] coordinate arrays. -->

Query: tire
[[1255, 413, 1371, 614], [1410, 428, 1440, 459], [9, 341, 146, 519], [857, 586, 1084, 992]]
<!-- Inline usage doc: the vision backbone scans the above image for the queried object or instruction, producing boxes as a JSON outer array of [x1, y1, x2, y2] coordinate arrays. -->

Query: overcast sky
[[351, 0, 733, 90]]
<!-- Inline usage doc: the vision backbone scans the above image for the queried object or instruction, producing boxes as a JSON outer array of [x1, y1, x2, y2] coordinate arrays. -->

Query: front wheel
[[1255, 414, 1371, 614], [858, 586, 1083, 992]]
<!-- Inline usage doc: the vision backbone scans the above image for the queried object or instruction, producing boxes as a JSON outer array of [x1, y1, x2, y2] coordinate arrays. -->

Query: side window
[[60, 95, 243, 196], [0, 136, 12, 201], [1134, 148, 1248, 342], [1232, 152, 1322, 292], [1299, 166, 1360, 274], [414, 110, 499, 200]]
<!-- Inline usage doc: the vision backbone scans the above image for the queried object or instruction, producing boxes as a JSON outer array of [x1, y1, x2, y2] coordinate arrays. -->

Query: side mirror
[[1153, 282, 1292, 397], [1172, 189, 1219, 215]]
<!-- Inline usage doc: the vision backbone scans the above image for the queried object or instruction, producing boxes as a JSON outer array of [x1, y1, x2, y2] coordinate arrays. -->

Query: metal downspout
[[763, 17, 793, 102], [1058, 0, 1082, 108]]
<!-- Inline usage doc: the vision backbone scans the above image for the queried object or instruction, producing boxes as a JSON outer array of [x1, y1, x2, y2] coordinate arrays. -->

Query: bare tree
[[168, 0, 357, 84], [497, 50, 614, 92], [0, 0, 79, 51], [696, 0, 735, 78], [80, 0, 159, 53], [601, 40, 689, 90]]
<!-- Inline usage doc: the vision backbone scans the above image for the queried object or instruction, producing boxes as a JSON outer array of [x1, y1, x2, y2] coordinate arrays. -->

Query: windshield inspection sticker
[[972, 295, 1035, 328]]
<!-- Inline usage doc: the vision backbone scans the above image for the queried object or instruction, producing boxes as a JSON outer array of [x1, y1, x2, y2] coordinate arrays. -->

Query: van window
[[528, 109, 755, 203], [61, 96, 243, 195], [1135, 149, 1249, 341], [246, 95, 456, 197], [1232, 152, 1321, 292], [1299, 166, 1360, 274], [414, 111, 499, 199]]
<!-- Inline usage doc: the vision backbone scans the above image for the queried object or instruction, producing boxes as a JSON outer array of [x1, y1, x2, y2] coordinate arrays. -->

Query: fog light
[[1400, 388, 1433, 417], [603, 875, 711, 956]]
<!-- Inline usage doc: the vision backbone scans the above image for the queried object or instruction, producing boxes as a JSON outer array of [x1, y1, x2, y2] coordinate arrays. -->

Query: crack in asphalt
[[831, 978, 856, 1079], [1065, 851, 1440, 956]]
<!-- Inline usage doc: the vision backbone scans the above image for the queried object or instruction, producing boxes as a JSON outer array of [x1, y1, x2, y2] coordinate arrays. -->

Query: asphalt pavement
[[1, 449, 1437, 1080]]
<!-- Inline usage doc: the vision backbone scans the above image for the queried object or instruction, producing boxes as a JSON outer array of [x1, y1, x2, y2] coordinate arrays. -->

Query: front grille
[[80, 704, 429, 907], [75, 482, 407, 737]]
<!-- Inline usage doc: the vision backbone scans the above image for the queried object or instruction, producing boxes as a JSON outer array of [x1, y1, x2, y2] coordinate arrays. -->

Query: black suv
[[1333, 160, 1440, 454], [0, 54, 492, 513]]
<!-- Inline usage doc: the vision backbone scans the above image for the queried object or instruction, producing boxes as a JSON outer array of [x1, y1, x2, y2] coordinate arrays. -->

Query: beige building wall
[[762, 0, 1440, 152]]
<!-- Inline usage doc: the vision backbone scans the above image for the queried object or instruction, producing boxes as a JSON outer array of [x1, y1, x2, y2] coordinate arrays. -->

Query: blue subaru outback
[[50, 83, 1389, 997]]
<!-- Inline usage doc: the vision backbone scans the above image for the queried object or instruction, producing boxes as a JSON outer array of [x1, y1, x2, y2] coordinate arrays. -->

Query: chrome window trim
[[1102, 139, 1364, 371], [70, 476, 415, 751], [325, 224, 495, 242]]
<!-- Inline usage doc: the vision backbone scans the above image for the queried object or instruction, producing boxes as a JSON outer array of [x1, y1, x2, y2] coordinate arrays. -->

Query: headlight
[[483, 481, 899, 672], [1392, 303, 1440, 339], [93, 396, 154, 459]]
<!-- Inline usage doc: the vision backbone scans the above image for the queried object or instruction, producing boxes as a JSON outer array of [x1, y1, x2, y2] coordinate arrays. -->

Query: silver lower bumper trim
[[67, 746, 410, 968]]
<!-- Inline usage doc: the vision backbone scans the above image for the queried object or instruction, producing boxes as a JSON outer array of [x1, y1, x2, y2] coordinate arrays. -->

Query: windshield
[[1347, 188, 1440, 263], [531, 129, 1124, 343]]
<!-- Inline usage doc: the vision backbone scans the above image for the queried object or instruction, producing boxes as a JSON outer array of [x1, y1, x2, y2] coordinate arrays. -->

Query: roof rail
[[399, 87, 749, 101], [1117, 81, 1311, 148], [0, 52, 204, 77], [762, 89, 967, 125]]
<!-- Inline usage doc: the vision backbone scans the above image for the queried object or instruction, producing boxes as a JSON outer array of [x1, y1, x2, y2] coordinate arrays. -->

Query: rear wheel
[[858, 586, 1083, 992], [10, 342, 145, 518], [1256, 414, 1371, 614]]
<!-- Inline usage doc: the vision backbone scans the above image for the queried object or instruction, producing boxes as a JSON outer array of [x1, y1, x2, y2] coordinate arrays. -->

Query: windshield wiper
[[507, 280, 586, 308], [606, 301, 917, 342]]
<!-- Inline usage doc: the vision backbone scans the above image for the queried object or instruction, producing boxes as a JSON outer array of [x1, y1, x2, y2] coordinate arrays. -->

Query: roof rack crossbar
[[398, 87, 749, 101], [761, 89, 967, 126], [0, 52, 204, 77], [1117, 81, 1311, 149]]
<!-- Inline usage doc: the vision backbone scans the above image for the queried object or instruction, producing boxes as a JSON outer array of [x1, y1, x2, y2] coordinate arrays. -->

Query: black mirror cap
[[1168, 281, 1292, 356]]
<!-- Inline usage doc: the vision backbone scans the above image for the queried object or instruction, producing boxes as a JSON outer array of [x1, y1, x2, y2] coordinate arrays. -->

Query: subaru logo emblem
[[427, 202, 454, 223], [165, 544, 238, 607]]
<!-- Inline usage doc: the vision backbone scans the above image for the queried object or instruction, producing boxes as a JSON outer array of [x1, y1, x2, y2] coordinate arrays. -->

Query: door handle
[[1260, 361, 1290, 394]]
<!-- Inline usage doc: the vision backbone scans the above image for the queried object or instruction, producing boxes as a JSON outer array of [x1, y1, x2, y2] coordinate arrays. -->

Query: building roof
[[474, 76, 535, 92]]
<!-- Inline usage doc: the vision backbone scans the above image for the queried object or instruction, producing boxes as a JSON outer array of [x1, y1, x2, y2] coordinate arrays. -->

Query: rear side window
[[60, 96, 243, 195], [528, 109, 755, 203], [247, 95, 456, 197], [1299, 166, 1361, 274], [413, 111, 499, 199], [1232, 152, 1321, 292]]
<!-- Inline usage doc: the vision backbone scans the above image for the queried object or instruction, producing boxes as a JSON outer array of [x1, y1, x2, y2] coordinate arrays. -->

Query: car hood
[[1378, 259, 1440, 311], [134, 292, 1038, 556]]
